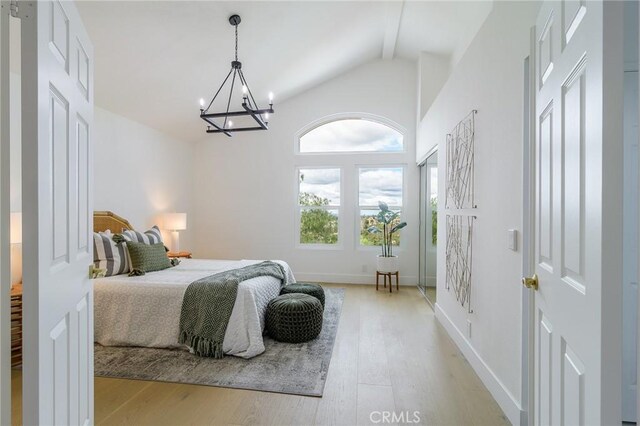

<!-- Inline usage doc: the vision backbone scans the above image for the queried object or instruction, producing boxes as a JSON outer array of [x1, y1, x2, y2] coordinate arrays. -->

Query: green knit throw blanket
[[178, 261, 286, 358]]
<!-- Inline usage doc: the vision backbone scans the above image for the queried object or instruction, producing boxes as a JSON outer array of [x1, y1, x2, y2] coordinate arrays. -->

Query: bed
[[92, 212, 295, 359]]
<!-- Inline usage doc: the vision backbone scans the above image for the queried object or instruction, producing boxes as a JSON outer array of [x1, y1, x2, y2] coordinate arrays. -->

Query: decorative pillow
[[93, 232, 130, 276], [126, 241, 172, 276], [123, 225, 163, 245]]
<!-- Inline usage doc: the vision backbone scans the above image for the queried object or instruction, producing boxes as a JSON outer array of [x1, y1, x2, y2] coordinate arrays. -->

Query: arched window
[[298, 117, 404, 153], [295, 115, 406, 247]]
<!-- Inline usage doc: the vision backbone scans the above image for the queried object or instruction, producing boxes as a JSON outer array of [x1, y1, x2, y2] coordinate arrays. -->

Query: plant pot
[[377, 255, 399, 273]]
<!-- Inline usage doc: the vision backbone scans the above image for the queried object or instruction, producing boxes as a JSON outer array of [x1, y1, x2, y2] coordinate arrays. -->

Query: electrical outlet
[[467, 320, 472, 338]]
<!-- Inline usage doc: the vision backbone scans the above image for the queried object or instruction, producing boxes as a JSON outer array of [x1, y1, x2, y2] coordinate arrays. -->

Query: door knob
[[522, 273, 539, 290]]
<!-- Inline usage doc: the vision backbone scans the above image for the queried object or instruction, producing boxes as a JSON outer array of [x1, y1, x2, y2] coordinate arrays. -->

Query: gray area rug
[[94, 288, 344, 397]]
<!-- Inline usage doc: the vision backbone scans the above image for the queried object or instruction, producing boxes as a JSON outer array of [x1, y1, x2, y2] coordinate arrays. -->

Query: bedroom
[[0, 1, 636, 425]]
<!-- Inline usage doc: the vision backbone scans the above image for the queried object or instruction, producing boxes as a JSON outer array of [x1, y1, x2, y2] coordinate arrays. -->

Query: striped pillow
[[93, 232, 130, 276], [123, 225, 163, 245]]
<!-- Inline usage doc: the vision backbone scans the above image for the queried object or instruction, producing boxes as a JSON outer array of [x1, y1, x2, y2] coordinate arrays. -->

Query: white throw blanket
[[94, 259, 295, 359]]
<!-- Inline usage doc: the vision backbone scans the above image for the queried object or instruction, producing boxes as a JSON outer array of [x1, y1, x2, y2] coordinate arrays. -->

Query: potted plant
[[367, 201, 407, 273]]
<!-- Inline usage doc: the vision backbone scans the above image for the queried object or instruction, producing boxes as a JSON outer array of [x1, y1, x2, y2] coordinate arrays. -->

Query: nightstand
[[167, 251, 192, 259], [10, 282, 22, 368]]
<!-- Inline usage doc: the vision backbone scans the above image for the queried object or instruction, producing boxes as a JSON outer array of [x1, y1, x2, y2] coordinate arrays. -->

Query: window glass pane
[[300, 119, 403, 153], [358, 167, 403, 207], [360, 209, 401, 246], [300, 208, 339, 244], [299, 168, 340, 206]]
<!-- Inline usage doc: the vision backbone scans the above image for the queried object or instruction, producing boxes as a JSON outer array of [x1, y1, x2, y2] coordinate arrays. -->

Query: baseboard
[[434, 303, 524, 425], [294, 272, 417, 285]]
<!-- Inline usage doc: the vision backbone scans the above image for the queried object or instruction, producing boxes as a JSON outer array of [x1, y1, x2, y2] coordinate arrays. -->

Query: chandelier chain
[[235, 24, 238, 61]]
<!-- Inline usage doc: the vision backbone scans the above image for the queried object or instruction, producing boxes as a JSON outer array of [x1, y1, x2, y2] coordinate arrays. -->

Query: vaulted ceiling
[[76, 1, 492, 142]]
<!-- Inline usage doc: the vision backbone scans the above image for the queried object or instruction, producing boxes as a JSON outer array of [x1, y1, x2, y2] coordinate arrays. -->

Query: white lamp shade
[[10, 212, 22, 244], [163, 213, 187, 231]]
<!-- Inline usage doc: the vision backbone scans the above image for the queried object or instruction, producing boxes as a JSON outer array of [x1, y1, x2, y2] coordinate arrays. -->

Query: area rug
[[94, 288, 344, 397]]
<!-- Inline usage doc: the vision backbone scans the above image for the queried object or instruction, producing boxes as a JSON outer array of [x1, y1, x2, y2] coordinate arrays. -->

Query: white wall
[[10, 76, 194, 263], [416, 52, 450, 126], [9, 73, 20, 214], [192, 59, 418, 284], [93, 107, 194, 247], [416, 2, 540, 423]]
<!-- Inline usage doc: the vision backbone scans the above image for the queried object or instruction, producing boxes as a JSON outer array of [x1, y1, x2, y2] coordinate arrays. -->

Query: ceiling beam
[[382, 1, 405, 60]]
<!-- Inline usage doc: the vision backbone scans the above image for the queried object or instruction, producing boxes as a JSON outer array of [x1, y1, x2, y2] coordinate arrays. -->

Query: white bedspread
[[94, 259, 295, 359]]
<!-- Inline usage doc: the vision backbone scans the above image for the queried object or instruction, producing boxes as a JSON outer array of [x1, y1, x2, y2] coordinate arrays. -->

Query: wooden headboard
[[93, 211, 134, 233]]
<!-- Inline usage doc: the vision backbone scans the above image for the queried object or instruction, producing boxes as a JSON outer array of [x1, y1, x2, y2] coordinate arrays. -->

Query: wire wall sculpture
[[445, 214, 475, 313], [444, 110, 477, 313], [446, 110, 477, 209]]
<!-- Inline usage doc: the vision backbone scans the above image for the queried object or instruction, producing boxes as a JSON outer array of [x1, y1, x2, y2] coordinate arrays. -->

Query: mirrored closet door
[[418, 151, 438, 306]]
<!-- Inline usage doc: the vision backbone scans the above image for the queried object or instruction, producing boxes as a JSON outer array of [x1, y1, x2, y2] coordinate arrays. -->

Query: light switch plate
[[508, 229, 518, 251]]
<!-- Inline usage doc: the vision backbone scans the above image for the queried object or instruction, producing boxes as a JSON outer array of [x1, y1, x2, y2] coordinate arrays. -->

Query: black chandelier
[[199, 14, 274, 137]]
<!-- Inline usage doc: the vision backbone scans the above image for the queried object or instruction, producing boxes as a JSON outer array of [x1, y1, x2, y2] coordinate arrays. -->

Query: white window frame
[[295, 166, 344, 249], [294, 113, 408, 251], [356, 164, 407, 251], [294, 112, 407, 155]]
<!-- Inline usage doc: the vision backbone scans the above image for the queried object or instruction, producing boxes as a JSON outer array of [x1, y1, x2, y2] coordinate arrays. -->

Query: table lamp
[[163, 213, 187, 252]]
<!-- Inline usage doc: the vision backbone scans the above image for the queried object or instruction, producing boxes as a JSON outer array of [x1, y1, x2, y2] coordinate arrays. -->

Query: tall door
[[418, 162, 427, 295], [20, 1, 94, 424], [531, 1, 623, 425]]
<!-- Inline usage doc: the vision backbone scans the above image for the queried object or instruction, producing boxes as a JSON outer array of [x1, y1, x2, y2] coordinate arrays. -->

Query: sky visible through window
[[299, 168, 340, 205], [359, 167, 403, 207], [300, 119, 403, 153], [299, 167, 403, 208]]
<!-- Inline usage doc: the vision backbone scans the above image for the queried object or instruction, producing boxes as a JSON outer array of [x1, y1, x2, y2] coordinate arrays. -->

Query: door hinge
[[8, 1, 32, 20], [9, 1, 18, 18]]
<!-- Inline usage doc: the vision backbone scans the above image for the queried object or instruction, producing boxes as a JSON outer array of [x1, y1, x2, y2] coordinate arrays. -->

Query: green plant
[[367, 201, 407, 257], [431, 197, 437, 245], [299, 192, 338, 244]]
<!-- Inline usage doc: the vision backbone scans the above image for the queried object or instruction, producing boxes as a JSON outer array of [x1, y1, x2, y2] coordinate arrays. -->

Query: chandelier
[[199, 14, 274, 136]]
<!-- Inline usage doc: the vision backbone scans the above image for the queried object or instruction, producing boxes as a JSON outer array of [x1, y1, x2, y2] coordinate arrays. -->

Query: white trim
[[294, 112, 407, 155], [435, 303, 524, 425], [295, 271, 416, 285], [0, 4, 11, 425], [417, 144, 438, 167]]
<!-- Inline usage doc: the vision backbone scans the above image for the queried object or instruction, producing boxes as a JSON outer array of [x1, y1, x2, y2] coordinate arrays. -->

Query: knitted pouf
[[280, 282, 326, 308], [266, 293, 323, 343]]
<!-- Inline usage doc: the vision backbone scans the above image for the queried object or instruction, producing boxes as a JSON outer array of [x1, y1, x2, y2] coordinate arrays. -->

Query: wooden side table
[[376, 271, 399, 293], [10, 282, 23, 368], [167, 251, 192, 259]]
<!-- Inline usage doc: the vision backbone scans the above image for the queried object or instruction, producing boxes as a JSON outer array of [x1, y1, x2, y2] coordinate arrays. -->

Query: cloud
[[359, 167, 403, 206], [301, 119, 403, 153], [298, 167, 404, 208], [299, 168, 341, 205]]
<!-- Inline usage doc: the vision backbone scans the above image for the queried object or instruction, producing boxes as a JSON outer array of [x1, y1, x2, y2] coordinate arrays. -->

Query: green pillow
[[126, 241, 172, 276]]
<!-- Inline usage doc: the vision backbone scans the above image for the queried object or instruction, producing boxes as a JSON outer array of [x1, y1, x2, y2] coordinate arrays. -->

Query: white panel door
[[532, 1, 622, 425], [20, 1, 94, 424]]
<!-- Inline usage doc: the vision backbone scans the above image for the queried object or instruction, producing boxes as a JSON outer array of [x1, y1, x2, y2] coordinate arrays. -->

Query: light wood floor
[[11, 284, 508, 425]]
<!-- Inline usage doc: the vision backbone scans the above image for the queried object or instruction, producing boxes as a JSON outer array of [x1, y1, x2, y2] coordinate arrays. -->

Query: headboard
[[93, 211, 134, 233]]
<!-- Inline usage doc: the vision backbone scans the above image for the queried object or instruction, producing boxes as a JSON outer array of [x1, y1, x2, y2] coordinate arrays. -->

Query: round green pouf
[[266, 293, 323, 343], [280, 283, 325, 308]]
